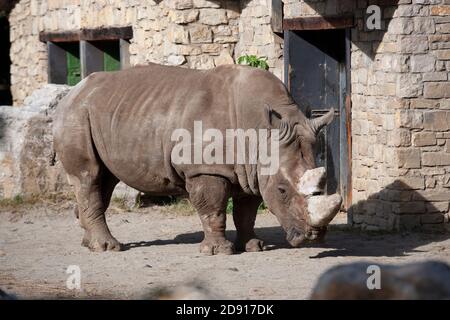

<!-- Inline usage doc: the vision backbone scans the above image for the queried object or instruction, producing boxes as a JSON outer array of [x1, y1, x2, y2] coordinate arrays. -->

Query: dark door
[[0, 16, 12, 105], [286, 29, 350, 202]]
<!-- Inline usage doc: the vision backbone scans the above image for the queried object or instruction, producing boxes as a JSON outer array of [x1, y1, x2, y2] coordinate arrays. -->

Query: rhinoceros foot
[[235, 238, 264, 252], [199, 238, 234, 255], [82, 230, 122, 252]]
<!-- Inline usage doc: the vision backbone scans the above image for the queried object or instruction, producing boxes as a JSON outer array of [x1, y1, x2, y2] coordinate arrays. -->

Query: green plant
[[12, 195, 24, 205], [226, 198, 233, 214], [258, 202, 267, 211], [237, 55, 269, 70]]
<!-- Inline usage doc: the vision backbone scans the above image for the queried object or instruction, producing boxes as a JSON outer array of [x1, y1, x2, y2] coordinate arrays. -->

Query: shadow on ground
[[123, 223, 449, 258]]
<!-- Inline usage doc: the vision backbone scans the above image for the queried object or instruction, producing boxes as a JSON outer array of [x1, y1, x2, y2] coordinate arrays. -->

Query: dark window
[[48, 41, 81, 86], [47, 40, 128, 86], [81, 40, 122, 77], [42, 27, 132, 86]]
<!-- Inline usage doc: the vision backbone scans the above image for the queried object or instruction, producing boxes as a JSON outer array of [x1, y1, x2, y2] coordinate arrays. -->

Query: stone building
[[1, 0, 450, 231]]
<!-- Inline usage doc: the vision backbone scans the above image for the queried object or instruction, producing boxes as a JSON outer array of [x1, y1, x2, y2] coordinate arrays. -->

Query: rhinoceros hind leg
[[187, 175, 234, 255], [67, 164, 121, 252], [232, 196, 264, 252], [83, 169, 120, 252], [55, 102, 121, 252]]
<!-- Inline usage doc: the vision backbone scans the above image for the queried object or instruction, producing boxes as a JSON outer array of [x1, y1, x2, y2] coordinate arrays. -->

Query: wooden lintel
[[39, 26, 133, 43], [283, 16, 354, 31]]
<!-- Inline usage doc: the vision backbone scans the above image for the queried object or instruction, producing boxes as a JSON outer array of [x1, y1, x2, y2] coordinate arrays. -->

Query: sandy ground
[[1, 203, 450, 300]]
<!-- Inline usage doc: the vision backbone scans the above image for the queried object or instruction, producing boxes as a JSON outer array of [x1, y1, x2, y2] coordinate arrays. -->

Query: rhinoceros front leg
[[187, 175, 234, 255], [232, 196, 264, 252]]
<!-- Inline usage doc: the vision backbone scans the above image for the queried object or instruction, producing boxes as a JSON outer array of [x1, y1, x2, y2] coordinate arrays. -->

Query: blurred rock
[[0, 85, 71, 198], [0, 84, 142, 204], [0, 288, 17, 300], [310, 261, 450, 300], [145, 283, 222, 300]]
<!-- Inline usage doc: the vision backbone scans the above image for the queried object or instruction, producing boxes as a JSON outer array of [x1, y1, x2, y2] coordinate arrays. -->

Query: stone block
[[395, 110, 423, 129], [437, 23, 450, 34], [399, 35, 429, 53], [199, 8, 228, 25], [168, 9, 199, 24], [392, 202, 425, 214], [189, 25, 213, 43], [424, 82, 450, 98], [435, 50, 450, 60], [423, 111, 450, 130], [431, 6, 450, 16], [422, 152, 450, 166], [214, 50, 234, 66], [413, 132, 437, 147], [420, 213, 445, 224], [193, 0, 220, 9], [411, 54, 436, 72], [167, 54, 186, 65], [426, 201, 449, 213], [201, 43, 221, 54], [397, 148, 421, 169], [167, 25, 189, 44], [166, 0, 194, 10]]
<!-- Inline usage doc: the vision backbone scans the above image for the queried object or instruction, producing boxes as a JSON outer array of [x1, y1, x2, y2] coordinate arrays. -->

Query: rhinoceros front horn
[[311, 108, 335, 134], [307, 194, 342, 227], [298, 167, 342, 227]]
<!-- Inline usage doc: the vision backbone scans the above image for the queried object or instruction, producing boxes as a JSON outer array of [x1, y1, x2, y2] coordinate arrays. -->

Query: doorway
[[0, 15, 12, 105], [285, 28, 351, 208]]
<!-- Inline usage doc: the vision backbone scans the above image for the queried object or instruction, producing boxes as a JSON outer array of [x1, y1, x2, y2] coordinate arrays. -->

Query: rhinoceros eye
[[278, 186, 288, 199]]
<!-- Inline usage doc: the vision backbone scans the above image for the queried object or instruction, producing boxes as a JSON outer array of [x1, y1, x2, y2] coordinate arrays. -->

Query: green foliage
[[225, 198, 267, 214], [258, 202, 267, 211], [237, 55, 269, 70], [226, 198, 233, 214], [12, 194, 24, 205]]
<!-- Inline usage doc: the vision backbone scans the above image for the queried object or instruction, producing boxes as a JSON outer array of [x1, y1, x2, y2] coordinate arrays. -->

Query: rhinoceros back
[[65, 63, 239, 193]]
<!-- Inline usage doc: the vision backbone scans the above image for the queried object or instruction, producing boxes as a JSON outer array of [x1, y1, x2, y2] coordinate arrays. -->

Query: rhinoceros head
[[259, 106, 342, 247]]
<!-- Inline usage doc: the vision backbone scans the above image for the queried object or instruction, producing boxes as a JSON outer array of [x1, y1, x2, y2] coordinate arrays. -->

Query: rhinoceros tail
[[49, 150, 56, 166]]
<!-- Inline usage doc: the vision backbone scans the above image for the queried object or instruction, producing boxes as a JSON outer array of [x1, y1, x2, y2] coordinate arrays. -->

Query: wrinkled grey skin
[[53, 63, 342, 255]]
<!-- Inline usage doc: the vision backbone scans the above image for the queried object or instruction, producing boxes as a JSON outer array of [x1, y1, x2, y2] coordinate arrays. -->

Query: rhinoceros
[[53, 63, 342, 255]]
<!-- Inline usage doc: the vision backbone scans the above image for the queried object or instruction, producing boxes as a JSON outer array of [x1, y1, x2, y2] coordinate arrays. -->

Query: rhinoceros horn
[[307, 194, 342, 227], [298, 167, 342, 227], [310, 108, 335, 134]]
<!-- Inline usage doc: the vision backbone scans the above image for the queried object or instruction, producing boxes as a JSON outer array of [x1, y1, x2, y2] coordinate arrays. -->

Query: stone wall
[[9, 0, 281, 105], [283, 0, 450, 231], [235, 0, 284, 79]]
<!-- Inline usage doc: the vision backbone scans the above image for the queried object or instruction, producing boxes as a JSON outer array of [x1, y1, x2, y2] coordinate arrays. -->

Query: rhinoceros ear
[[264, 104, 282, 127], [264, 104, 296, 144], [311, 108, 335, 135]]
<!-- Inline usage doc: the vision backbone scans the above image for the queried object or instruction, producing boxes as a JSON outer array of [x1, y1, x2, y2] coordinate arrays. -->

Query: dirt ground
[[1, 202, 450, 300]]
